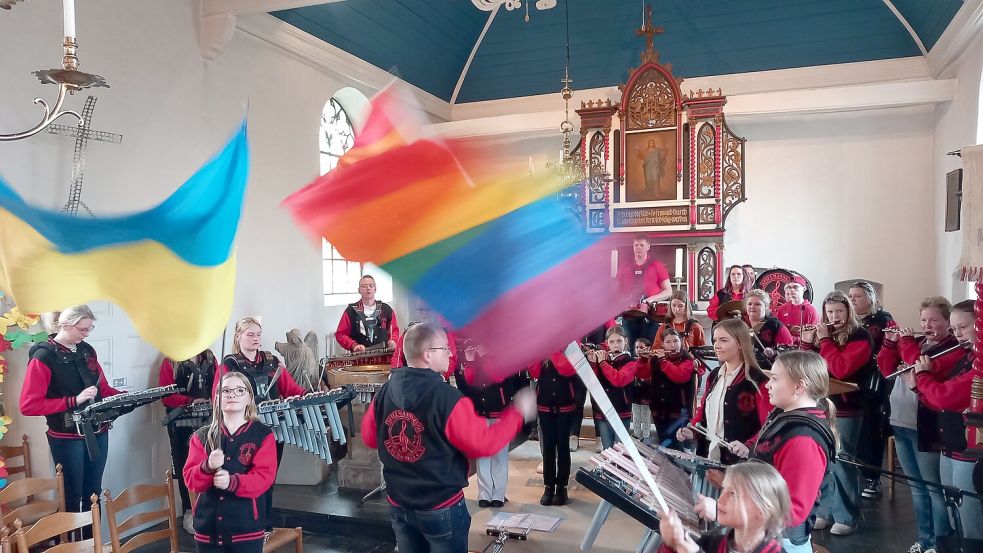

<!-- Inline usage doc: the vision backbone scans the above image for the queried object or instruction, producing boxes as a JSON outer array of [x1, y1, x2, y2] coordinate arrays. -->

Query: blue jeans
[[596, 417, 631, 450], [817, 415, 861, 526], [390, 497, 470, 553], [47, 432, 109, 513], [893, 426, 951, 548], [939, 454, 983, 540]]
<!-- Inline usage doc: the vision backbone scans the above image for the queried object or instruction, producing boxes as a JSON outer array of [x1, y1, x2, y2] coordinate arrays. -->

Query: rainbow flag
[[0, 124, 248, 360], [284, 88, 625, 374]]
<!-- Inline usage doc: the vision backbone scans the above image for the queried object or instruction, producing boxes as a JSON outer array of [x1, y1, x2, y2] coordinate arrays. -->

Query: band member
[[914, 300, 983, 542], [878, 297, 962, 551], [748, 351, 837, 553], [454, 347, 529, 508], [392, 300, 458, 381], [772, 277, 819, 339], [20, 306, 124, 517], [218, 317, 306, 532], [160, 349, 219, 534], [631, 338, 655, 440], [643, 329, 696, 449], [658, 462, 791, 553], [617, 236, 672, 350], [586, 326, 637, 450], [335, 275, 399, 353], [677, 319, 771, 465], [799, 291, 874, 536], [745, 289, 794, 366], [361, 323, 536, 553], [742, 264, 757, 287], [707, 265, 753, 321], [529, 351, 585, 506], [847, 280, 897, 499], [653, 290, 706, 350], [184, 372, 277, 553]]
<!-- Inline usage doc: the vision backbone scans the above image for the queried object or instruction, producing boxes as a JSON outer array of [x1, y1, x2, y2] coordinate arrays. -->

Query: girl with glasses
[[185, 372, 277, 553]]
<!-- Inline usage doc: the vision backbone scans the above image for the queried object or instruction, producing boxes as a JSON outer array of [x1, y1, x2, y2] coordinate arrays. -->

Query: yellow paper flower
[[0, 307, 39, 330]]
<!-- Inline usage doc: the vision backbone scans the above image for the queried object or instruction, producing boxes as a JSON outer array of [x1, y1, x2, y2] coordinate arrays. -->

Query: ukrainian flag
[[0, 124, 248, 360]]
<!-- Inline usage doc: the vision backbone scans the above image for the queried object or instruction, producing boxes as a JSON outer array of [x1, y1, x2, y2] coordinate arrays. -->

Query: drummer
[[616, 236, 673, 351], [773, 276, 819, 341], [335, 275, 400, 353]]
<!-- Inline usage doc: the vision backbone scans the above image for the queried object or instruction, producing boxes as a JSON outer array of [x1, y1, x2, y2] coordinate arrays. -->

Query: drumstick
[[690, 424, 728, 447]]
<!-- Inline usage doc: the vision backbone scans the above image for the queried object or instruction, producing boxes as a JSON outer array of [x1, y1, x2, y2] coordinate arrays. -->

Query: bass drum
[[754, 269, 814, 312]]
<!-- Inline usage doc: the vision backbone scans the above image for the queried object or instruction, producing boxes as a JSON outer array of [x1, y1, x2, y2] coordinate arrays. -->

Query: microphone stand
[[835, 452, 981, 553]]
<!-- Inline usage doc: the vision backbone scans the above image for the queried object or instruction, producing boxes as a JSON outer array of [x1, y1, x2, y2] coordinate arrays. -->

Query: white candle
[[674, 247, 683, 278], [63, 0, 76, 39]]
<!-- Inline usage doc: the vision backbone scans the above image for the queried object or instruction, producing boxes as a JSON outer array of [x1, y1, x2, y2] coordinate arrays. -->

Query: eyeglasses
[[75, 325, 95, 334], [220, 387, 249, 398]]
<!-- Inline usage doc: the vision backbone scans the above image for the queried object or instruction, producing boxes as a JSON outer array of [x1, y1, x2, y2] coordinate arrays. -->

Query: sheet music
[[485, 512, 562, 533]]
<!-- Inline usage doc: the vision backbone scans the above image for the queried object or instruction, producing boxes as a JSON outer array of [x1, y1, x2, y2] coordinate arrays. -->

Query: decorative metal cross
[[47, 96, 122, 216], [635, 5, 664, 55]]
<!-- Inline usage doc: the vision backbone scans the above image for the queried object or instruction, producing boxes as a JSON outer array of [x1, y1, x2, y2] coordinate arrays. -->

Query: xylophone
[[70, 385, 180, 460], [577, 440, 721, 552], [161, 400, 213, 428], [256, 387, 356, 463], [321, 347, 395, 371], [351, 382, 385, 404]]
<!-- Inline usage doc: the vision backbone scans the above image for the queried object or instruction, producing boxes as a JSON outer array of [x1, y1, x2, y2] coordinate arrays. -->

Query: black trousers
[[858, 382, 892, 480], [539, 411, 575, 487], [167, 424, 196, 510]]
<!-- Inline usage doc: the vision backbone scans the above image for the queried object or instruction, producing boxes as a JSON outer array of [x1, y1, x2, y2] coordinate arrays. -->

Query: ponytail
[[819, 396, 841, 452]]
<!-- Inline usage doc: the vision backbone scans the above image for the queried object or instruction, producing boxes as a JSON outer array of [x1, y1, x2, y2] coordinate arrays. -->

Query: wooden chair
[[11, 494, 102, 553], [0, 465, 65, 528], [187, 491, 303, 553], [0, 436, 32, 480], [102, 471, 179, 553]]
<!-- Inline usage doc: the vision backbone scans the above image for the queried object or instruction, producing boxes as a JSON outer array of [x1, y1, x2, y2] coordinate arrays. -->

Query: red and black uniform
[[801, 328, 874, 417], [392, 326, 457, 382], [184, 420, 277, 551], [21, 339, 123, 514], [858, 310, 896, 481], [530, 352, 585, 488], [641, 353, 696, 444], [217, 351, 305, 530], [707, 288, 745, 321], [750, 408, 835, 541], [861, 309, 896, 356], [916, 352, 975, 460], [752, 317, 794, 349], [454, 355, 529, 419], [774, 301, 820, 339], [589, 352, 637, 422], [878, 334, 963, 452], [361, 366, 523, 510], [690, 366, 770, 465], [160, 351, 220, 513], [336, 300, 399, 351], [656, 530, 783, 553]]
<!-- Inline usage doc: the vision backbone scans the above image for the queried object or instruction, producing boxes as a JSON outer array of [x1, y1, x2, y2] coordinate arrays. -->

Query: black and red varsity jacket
[[801, 327, 874, 416], [590, 352, 637, 421], [529, 352, 584, 414], [690, 366, 771, 465]]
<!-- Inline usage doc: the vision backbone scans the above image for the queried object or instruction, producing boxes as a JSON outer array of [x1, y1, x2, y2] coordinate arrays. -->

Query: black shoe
[[540, 486, 555, 506], [489, 500, 504, 508], [862, 479, 881, 499], [478, 499, 491, 508], [553, 486, 568, 506]]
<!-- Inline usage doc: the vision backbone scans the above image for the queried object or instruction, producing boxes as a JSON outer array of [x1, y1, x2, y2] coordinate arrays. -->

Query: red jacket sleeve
[[276, 365, 308, 397], [772, 436, 828, 526], [916, 366, 973, 412], [227, 433, 278, 499], [444, 398, 522, 458], [184, 432, 217, 493], [361, 402, 378, 448], [707, 293, 722, 321], [391, 334, 404, 368], [755, 387, 772, 424], [335, 311, 357, 351], [388, 312, 400, 345], [818, 338, 871, 380], [160, 359, 193, 409], [775, 325, 794, 347], [551, 352, 577, 376], [19, 358, 73, 415], [690, 324, 707, 348], [595, 360, 636, 387], [690, 377, 710, 426], [660, 357, 695, 384], [898, 336, 923, 364], [877, 340, 903, 377]]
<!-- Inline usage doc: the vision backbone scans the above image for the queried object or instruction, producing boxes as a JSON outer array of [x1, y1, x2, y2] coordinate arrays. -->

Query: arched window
[[319, 93, 393, 306]]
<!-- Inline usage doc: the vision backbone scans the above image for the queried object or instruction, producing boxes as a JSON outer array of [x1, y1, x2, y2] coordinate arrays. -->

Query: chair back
[[0, 465, 65, 528], [102, 471, 178, 553], [0, 436, 32, 480], [11, 495, 101, 553]]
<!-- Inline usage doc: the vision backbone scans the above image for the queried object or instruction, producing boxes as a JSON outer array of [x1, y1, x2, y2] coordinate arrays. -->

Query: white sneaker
[[829, 523, 855, 536], [536, 460, 544, 474], [182, 512, 194, 535], [569, 435, 579, 452], [812, 517, 830, 531]]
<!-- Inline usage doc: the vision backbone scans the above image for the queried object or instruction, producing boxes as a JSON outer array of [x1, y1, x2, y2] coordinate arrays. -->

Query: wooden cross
[[635, 4, 664, 55]]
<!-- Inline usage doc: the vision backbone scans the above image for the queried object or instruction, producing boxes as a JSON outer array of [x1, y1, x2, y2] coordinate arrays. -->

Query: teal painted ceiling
[[271, 0, 964, 104]]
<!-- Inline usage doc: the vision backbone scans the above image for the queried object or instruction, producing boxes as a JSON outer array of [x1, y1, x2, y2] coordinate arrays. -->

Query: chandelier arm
[[0, 83, 82, 142]]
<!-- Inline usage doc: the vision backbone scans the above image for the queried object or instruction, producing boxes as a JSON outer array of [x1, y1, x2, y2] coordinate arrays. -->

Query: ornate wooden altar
[[575, 6, 746, 306]]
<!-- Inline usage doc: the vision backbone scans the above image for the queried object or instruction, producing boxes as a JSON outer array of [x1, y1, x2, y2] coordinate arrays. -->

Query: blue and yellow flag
[[0, 124, 248, 360]]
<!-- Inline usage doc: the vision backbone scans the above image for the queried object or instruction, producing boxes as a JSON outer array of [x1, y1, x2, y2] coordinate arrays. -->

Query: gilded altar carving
[[626, 69, 676, 130]]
